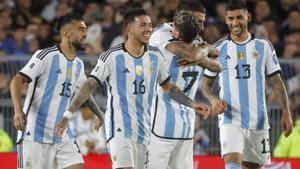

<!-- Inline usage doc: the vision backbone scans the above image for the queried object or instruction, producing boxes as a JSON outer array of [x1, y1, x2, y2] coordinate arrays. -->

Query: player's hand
[[211, 97, 228, 115], [93, 117, 103, 132], [207, 46, 220, 58], [55, 117, 69, 137], [191, 102, 210, 119], [13, 110, 26, 130], [281, 111, 293, 137]]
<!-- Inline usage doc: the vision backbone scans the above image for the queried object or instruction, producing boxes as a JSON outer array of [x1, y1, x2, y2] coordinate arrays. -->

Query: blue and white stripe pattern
[[17, 46, 86, 143], [151, 44, 203, 139], [90, 44, 169, 145], [204, 34, 281, 129]]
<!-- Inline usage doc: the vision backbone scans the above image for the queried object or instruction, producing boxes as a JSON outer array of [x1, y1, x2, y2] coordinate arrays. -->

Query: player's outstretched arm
[[10, 74, 28, 131], [268, 73, 293, 137], [55, 77, 98, 137], [202, 77, 227, 115], [161, 81, 210, 119]]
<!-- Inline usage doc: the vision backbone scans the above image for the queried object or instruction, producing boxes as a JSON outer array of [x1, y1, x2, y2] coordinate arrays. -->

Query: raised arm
[[268, 73, 293, 137], [160, 80, 210, 119], [10, 74, 29, 130], [201, 76, 227, 115]]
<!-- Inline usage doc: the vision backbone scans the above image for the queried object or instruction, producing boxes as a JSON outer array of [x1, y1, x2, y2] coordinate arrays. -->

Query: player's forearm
[[162, 82, 193, 107], [68, 77, 98, 113], [201, 77, 217, 104], [198, 59, 222, 73], [166, 41, 197, 59], [269, 74, 290, 112], [83, 95, 104, 121], [10, 74, 27, 112]]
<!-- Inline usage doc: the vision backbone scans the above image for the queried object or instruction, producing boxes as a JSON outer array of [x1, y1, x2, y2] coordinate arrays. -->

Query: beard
[[72, 40, 86, 51]]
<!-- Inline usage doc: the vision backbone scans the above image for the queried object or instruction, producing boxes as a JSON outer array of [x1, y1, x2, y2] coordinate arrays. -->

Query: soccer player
[[10, 13, 103, 169], [148, 11, 217, 169], [149, 0, 221, 70], [201, 1, 293, 169], [55, 8, 210, 169]]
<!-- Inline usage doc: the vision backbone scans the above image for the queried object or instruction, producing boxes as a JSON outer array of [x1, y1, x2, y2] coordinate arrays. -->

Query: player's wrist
[[63, 110, 74, 120]]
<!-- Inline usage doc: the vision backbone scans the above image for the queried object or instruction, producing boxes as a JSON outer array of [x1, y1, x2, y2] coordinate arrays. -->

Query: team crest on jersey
[[148, 61, 154, 74], [67, 69, 72, 77], [135, 65, 143, 75], [238, 52, 245, 60], [252, 50, 259, 59], [25, 160, 32, 169]]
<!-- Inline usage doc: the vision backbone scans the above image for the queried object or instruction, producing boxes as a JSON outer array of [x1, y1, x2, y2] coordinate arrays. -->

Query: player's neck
[[59, 41, 77, 60], [124, 39, 145, 57], [230, 31, 249, 43]]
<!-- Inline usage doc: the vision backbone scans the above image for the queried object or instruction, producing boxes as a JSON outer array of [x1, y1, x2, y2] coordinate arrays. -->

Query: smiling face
[[127, 15, 152, 45], [225, 9, 250, 38]]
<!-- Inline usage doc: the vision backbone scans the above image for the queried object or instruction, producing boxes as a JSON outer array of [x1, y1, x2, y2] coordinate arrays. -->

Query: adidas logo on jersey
[[122, 68, 130, 73], [26, 131, 31, 136], [56, 68, 62, 74]]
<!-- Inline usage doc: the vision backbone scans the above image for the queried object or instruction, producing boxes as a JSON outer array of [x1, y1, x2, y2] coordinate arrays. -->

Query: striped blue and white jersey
[[17, 46, 86, 144], [90, 43, 170, 145], [151, 40, 203, 139], [204, 33, 281, 129]]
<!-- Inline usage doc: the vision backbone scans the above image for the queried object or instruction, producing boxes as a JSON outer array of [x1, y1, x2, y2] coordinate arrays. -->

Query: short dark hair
[[174, 10, 200, 43], [55, 13, 82, 33], [225, 0, 248, 12], [176, 0, 206, 14], [123, 8, 148, 27]]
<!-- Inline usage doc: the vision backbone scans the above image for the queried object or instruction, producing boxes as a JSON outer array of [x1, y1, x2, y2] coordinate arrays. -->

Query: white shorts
[[148, 134, 193, 169], [17, 139, 84, 169], [219, 124, 271, 165], [107, 133, 148, 169]]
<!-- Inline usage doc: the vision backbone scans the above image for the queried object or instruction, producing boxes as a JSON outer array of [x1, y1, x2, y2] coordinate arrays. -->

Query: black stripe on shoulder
[[39, 48, 59, 60], [255, 35, 275, 51], [147, 45, 160, 51], [36, 46, 57, 59], [214, 36, 228, 47], [99, 45, 122, 62]]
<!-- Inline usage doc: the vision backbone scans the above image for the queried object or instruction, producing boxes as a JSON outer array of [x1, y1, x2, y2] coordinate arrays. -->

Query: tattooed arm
[[68, 77, 98, 113], [268, 73, 293, 137], [55, 77, 99, 136], [161, 81, 210, 118], [165, 41, 222, 72]]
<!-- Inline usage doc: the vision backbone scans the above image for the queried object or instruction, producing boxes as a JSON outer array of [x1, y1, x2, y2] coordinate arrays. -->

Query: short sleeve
[[265, 41, 281, 76], [157, 53, 171, 86], [90, 53, 111, 84], [74, 60, 87, 92], [149, 23, 173, 47], [19, 50, 45, 83]]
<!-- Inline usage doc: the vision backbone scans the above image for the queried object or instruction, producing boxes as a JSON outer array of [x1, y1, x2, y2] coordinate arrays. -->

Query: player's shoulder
[[214, 35, 229, 47], [254, 35, 275, 51], [98, 44, 123, 62], [33, 45, 59, 60]]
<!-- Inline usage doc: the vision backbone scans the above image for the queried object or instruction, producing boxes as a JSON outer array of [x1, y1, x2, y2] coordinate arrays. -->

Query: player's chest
[[114, 55, 158, 80]]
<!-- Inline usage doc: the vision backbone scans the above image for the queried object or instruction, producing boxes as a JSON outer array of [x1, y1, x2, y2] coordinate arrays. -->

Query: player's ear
[[247, 12, 252, 22]]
